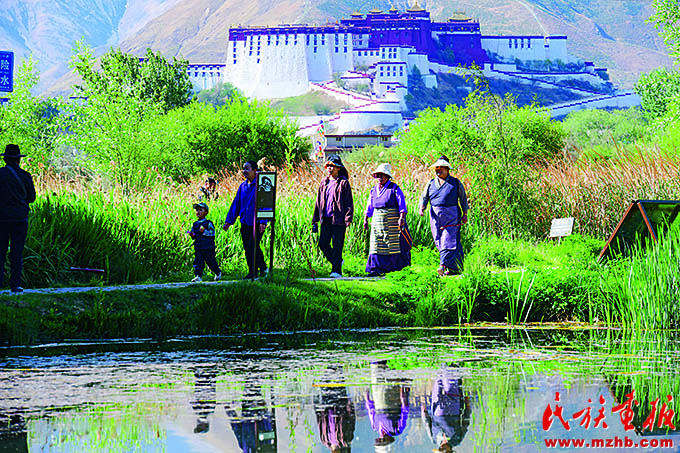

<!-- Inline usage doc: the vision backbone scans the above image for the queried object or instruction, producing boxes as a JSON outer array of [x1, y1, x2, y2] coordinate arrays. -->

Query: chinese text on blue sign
[[0, 51, 14, 92]]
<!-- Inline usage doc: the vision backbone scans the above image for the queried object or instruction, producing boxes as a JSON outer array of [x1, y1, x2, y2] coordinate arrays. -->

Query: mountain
[[0, 0, 183, 93], [0, 0, 671, 95]]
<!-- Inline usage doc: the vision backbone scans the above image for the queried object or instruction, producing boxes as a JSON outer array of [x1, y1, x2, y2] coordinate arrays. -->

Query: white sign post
[[549, 217, 574, 244]]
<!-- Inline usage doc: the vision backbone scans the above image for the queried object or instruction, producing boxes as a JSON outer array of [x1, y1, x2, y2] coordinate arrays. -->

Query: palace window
[[528, 39, 531, 48], [314, 47, 317, 53], [257, 58, 260, 64], [335, 47, 339, 53], [344, 46, 347, 53], [306, 35, 310, 45], [508, 39, 512, 48]]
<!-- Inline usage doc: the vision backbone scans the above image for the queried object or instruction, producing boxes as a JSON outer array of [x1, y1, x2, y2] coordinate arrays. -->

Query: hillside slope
[[0, 0, 671, 94], [0, 0, 182, 93]]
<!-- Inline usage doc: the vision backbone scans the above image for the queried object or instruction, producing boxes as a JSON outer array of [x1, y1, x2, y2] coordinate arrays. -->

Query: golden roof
[[389, 5, 399, 13], [448, 12, 471, 21], [351, 10, 363, 17], [407, 1, 425, 12], [369, 7, 383, 14]]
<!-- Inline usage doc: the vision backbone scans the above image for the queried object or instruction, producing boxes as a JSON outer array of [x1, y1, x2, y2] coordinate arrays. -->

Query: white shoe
[[191, 276, 202, 283], [330, 272, 342, 278], [214, 272, 221, 281]]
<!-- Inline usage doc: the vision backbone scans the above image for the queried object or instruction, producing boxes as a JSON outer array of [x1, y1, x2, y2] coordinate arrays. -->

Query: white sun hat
[[372, 163, 393, 178], [429, 156, 451, 169]]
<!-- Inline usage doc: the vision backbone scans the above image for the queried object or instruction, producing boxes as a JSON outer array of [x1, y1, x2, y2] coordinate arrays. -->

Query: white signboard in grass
[[550, 217, 574, 238]]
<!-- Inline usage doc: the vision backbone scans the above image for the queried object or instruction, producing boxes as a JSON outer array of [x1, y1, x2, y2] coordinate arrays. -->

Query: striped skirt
[[369, 208, 402, 256]]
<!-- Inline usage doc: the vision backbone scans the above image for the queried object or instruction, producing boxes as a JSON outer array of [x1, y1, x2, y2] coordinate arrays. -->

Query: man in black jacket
[[0, 144, 36, 294]]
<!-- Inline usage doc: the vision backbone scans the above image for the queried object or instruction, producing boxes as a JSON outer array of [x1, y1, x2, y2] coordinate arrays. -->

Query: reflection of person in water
[[191, 366, 217, 434], [314, 366, 356, 452], [0, 410, 28, 453], [225, 382, 277, 452], [366, 360, 410, 449], [421, 367, 471, 452]]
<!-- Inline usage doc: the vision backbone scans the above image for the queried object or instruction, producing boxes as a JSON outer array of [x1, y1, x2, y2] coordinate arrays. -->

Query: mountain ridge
[[0, 0, 671, 95]]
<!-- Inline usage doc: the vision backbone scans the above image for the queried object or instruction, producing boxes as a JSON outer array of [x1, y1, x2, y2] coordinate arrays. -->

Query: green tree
[[398, 71, 566, 237], [67, 42, 173, 190], [195, 82, 239, 107], [634, 68, 680, 120], [650, 0, 680, 62], [0, 56, 63, 170], [136, 96, 310, 180], [72, 44, 191, 113]]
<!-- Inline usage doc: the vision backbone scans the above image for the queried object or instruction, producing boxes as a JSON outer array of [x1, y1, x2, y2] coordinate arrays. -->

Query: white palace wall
[[481, 36, 577, 63], [225, 37, 310, 99]]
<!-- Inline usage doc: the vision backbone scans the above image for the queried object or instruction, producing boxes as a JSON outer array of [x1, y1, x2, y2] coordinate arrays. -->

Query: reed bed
[[538, 147, 680, 238]]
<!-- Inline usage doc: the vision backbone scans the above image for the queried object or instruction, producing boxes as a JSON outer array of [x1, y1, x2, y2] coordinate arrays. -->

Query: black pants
[[319, 218, 346, 274], [0, 221, 28, 290], [193, 248, 221, 278], [240, 224, 266, 277]]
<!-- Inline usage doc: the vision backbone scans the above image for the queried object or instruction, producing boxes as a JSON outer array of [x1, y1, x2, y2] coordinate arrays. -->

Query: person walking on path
[[0, 144, 36, 294], [312, 155, 354, 278], [363, 163, 412, 277], [188, 202, 221, 283], [223, 161, 268, 280], [419, 155, 468, 276]]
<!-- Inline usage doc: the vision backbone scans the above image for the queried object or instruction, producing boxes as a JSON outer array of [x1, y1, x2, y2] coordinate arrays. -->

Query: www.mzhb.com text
[[544, 437, 673, 449]]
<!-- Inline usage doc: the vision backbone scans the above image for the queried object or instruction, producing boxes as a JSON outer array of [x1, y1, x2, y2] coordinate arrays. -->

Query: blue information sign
[[0, 51, 14, 92]]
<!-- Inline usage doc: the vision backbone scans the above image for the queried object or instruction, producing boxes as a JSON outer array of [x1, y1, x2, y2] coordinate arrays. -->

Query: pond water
[[0, 327, 678, 452]]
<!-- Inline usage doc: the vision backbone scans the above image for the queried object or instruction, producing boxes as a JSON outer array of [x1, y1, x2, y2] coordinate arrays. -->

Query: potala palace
[[186, 2, 640, 134]]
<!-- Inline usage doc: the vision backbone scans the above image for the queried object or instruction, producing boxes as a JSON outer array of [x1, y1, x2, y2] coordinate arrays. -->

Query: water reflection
[[314, 366, 355, 452], [192, 365, 217, 434], [0, 410, 28, 453], [422, 366, 470, 452], [226, 382, 277, 452], [366, 360, 410, 450], [0, 328, 679, 452]]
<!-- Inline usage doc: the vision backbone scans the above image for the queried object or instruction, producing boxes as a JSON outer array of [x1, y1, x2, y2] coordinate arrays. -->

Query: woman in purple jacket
[[312, 155, 354, 278], [363, 163, 411, 277]]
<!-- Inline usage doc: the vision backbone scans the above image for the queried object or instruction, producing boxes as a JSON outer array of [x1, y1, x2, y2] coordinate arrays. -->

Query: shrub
[[634, 68, 680, 120], [563, 108, 648, 150]]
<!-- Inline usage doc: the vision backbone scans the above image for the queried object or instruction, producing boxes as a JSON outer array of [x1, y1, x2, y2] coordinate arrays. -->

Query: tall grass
[[539, 147, 680, 238], [601, 224, 680, 329]]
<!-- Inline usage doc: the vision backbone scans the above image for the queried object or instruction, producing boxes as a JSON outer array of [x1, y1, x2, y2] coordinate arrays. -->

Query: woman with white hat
[[419, 155, 468, 276], [363, 163, 411, 277]]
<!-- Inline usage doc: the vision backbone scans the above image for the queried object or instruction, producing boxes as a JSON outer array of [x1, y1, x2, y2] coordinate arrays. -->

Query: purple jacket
[[312, 175, 354, 226]]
